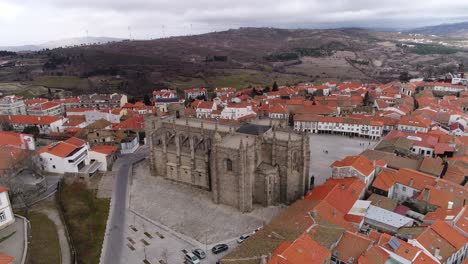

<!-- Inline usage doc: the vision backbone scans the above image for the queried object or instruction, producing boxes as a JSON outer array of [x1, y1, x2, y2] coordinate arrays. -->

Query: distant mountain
[[407, 21, 468, 37], [0, 36, 123, 52]]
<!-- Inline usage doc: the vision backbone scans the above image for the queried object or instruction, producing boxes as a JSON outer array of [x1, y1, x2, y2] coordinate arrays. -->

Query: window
[[0, 211, 6, 222], [402, 186, 406, 191], [226, 159, 233, 171]]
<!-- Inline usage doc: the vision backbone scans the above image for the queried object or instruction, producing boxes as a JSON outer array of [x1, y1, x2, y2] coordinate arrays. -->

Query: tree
[[143, 94, 152, 106], [399, 71, 411, 83], [23, 126, 40, 137], [128, 97, 136, 104], [263, 86, 271, 93], [272, 81, 279, 92], [363, 91, 370, 106]]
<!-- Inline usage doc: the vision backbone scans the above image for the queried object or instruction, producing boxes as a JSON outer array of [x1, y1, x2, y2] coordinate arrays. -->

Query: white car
[[184, 253, 200, 264], [236, 234, 251, 244]]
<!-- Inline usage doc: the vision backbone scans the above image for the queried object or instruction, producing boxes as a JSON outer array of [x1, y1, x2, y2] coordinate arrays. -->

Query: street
[[100, 148, 147, 264]]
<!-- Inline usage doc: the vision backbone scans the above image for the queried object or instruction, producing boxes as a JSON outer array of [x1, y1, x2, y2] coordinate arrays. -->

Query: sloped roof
[[331, 155, 375, 176], [276, 233, 331, 264], [333, 231, 374, 264]]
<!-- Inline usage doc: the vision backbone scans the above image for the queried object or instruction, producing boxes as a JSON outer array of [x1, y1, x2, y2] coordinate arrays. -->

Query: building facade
[[145, 116, 311, 212], [0, 96, 26, 115]]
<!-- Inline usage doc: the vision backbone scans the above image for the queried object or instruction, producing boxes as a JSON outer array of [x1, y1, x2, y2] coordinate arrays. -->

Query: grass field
[[167, 69, 311, 90], [32, 75, 90, 90], [60, 183, 110, 264], [28, 211, 62, 264]]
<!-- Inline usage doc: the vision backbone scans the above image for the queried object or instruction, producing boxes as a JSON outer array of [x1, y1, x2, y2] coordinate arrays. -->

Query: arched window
[[226, 159, 233, 171]]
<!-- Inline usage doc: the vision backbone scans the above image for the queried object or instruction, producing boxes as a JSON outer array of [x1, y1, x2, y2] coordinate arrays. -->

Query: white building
[[195, 101, 216, 119], [294, 116, 384, 140], [86, 145, 118, 171], [0, 187, 15, 230], [396, 116, 431, 134], [1, 115, 66, 134], [27, 101, 63, 117], [185, 88, 208, 100], [0, 96, 26, 115], [153, 89, 177, 100], [430, 82, 467, 93], [85, 109, 120, 124], [220, 102, 256, 120], [37, 137, 98, 174]]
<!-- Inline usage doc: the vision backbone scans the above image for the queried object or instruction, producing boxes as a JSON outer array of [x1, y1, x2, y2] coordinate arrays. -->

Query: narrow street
[[100, 148, 147, 264]]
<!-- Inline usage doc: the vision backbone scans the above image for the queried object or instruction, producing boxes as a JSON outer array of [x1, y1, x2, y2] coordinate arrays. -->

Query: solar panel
[[388, 236, 400, 251]]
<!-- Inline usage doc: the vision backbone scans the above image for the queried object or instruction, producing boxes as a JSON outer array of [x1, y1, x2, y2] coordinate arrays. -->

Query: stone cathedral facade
[[145, 115, 310, 213]]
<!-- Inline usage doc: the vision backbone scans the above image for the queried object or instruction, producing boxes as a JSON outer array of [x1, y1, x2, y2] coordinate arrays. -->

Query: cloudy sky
[[1, 0, 468, 46]]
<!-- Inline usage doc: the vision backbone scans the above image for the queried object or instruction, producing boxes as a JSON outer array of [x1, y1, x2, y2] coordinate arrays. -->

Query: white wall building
[[37, 137, 92, 174], [3, 115, 66, 134], [0, 187, 15, 230], [27, 101, 63, 117], [0, 96, 26, 115], [220, 103, 256, 120], [85, 110, 120, 124]]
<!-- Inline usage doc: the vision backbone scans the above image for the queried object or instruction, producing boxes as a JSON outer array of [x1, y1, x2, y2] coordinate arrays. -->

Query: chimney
[[341, 184, 345, 190], [332, 208, 337, 217], [409, 178, 414, 187], [448, 201, 454, 210], [8, 115, 11, 121], [434, 247, 441, 259]]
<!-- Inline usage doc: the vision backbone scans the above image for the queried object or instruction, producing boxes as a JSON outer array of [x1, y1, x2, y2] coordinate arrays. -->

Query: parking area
[[124, 160, 283, 264], [309, 134, 379, 185]]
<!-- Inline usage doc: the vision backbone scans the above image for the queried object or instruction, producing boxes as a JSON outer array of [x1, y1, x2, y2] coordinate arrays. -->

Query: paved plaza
[[309, 134, 380, 185]]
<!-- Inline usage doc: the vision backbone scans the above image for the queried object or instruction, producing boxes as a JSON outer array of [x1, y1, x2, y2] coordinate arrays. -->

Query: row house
[[185, 88, 207, 100], [195, 101, 216, 119], [0, 114, 66, 134], [214, 87, 236, 97], [372, 168, 436, 202], [77, 93, 128, 109], [294, 115, 384, 140], [427, 82, 467, 93], [0, 95, 26, 115], [268, 103, 289, 119], [27, 101, 63, 116], [397, 116, 432, 133]]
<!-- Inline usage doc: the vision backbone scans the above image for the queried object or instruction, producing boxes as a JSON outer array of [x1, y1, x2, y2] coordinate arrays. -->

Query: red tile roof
[[0, 114, 61, 125], [273, 233, 331, 264], [91, 145, 118, 155], [38, 138, 85, 158], [331, 155, 375, 176], [334, 231, 374, 263], [0, 253, 14, 264]]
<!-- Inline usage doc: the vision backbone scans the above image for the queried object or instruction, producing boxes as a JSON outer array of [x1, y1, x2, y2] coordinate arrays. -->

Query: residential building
[[36, 137, 98, 174], [0, 115, 66, 134], [214, 87, 236, 97], [27, 101, 63, 116], [331, 155, 376, 187], [77, 93, 128, 109], [219, 102, 256, 120], [268, 103, 289, 119], [0, 96, 26, 115], [87, 145, 118, 171], [195, 101, 216, 119], [268, 233, 331, 264], [397, 116, 432, 133], [184, 88, 207, 100], [0, 187, 15, 230], [153, 89, 177, 100]]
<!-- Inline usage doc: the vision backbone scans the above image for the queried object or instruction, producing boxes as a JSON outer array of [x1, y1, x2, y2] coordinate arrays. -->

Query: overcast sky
[[1, 0, 468, 46]]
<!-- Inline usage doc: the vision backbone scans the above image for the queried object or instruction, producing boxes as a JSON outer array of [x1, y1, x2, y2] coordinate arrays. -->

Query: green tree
[[272, 81, 279, 92], [143, 94, 152, 106], [399, 71, 411, 83]]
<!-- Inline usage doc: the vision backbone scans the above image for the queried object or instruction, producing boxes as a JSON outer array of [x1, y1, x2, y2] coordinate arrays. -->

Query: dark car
[[212, 244, 229, 254], [192, 248, 206, 259]]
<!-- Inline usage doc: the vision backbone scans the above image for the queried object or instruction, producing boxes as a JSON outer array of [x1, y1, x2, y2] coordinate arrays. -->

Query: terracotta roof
[[38, 138, 84, 158], [185, 88, 207, 93], [0, 253, 14, 264], [415, 226, 456, 262], [24, 98, 47, 105], [269, 103, 289, 114], [394, 168, 436, 191], [64, 137, 85, 147], [454, 206, 468, 235], [357, 246, 390, 264], [372, 170, 397, 192], [333, 231, 374, 263], [419, 157, 444, 176], [273, 233, 331, 264], [331, 155, 375, 176], [28, 101, 61, 111], [423, 207, 463, 223], [66, 107, 95, 113], [196, 101, 214, 109], [397, 116, 432, 128], [378, 234, 420, 262], [91, 145, 118, 155], [412, 251, 439, 264], [112, 115, 144, 130], [0, 131, 28, 147], [430, 221, 467, 249], [0, 114, 61, 125]]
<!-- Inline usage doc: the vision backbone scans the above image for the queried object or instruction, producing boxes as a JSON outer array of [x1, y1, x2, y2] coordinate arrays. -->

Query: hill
[[1, 27, 468, 97], [407, 21, 468, 37], [0, 36, 123, 52]]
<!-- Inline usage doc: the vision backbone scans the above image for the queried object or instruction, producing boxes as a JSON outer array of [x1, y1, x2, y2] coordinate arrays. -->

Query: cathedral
[[145, 115, 310, 213]]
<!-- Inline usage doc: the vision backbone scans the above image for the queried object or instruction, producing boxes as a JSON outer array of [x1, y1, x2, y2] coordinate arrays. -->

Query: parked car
[[236, 234, 251, 244], [184, 252, 200, 264], [212, 244, 229, 254], [192, 248, 206, 259]]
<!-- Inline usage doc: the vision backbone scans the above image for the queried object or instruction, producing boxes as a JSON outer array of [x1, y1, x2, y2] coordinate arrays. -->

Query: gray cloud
[[1, 0, 468, 45]]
